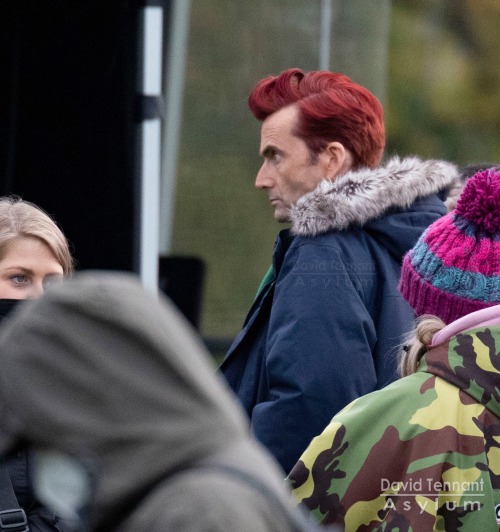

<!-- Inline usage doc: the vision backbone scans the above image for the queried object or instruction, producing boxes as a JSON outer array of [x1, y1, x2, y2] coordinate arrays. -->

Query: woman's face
[[0, 237, 64, 299]]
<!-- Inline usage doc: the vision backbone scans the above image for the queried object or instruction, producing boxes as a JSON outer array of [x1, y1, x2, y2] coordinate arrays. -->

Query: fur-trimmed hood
[[291, 156, 460, 236]]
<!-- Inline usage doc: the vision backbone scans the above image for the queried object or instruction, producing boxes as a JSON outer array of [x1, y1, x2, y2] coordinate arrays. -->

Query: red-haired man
[[220, 68, 459, 474]]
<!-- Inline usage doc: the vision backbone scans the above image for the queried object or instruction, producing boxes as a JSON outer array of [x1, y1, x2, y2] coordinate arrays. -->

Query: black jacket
[[0, 299, 63, 532]]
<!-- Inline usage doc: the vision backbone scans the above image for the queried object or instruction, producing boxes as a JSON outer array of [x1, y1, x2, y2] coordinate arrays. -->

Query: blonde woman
[[0, 196, 73, 531], [0, 196, 73, 300]]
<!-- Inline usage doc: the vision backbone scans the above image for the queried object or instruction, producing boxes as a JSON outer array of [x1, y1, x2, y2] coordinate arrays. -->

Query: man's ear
[[323, 142, 354, 180]]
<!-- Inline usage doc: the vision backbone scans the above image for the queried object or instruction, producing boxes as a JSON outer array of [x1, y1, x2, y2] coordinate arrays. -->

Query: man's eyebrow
[[260, 145, 283, 158]]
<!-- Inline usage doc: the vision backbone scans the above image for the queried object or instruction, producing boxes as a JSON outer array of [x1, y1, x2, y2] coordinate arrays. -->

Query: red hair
[[248, 68, 385, 168]]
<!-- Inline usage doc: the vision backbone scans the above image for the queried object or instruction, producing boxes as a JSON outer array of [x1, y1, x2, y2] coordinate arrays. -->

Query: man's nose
[[255, 163, 274, 189]]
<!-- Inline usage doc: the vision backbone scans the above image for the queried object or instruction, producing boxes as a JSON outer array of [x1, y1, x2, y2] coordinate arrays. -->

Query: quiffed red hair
[[248, 68, 385, 168]]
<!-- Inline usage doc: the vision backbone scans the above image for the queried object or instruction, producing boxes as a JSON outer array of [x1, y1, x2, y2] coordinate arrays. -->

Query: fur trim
[[290, 156, 460, 236]]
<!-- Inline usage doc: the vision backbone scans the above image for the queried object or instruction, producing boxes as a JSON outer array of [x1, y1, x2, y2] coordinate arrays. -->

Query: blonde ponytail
[[398, 315, 446, 377]]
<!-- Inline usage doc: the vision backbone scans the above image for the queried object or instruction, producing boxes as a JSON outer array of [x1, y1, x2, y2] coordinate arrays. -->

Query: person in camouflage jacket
[[288, 304, 500, 531], [287, 168, 500, 531]]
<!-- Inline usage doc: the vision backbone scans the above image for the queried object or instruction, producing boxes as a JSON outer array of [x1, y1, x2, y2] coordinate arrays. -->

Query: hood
[[291, 155, 459, 237], [0, 272, 289, 528], [422, 304, 500, 418]]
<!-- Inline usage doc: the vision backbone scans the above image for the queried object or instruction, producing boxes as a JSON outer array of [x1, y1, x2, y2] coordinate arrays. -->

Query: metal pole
[[138, 5, 164, 293], [319, 0, 332, 70], [160, 0, 191, 254]]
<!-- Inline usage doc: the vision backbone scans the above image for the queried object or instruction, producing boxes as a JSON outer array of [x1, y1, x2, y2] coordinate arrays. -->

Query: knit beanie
[[399, 167, 500, 324]]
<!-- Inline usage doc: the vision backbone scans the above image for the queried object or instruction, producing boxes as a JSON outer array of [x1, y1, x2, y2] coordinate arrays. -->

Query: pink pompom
[[456, 168, 500, 234]]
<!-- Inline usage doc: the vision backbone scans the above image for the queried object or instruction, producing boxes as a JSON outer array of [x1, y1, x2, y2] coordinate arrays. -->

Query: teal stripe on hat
[[410, 241, 500, 303]]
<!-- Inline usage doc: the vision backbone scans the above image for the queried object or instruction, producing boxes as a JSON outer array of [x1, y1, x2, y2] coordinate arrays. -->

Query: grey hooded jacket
[[0, 272, 322, 532]]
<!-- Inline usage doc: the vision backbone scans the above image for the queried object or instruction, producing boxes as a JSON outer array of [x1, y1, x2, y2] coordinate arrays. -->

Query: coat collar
[[291, 156, 460, 236]]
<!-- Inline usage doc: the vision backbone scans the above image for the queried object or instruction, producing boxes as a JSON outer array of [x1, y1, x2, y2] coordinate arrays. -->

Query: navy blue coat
[[220, 156, 458, 474]]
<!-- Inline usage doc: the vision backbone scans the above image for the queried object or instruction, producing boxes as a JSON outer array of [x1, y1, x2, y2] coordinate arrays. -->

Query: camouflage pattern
[[287, 325, 500, 531]]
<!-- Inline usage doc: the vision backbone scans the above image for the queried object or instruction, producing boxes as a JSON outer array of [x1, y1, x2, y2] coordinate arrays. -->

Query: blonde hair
[[398, 314, 446, 377], [0, 196, 74, 275]]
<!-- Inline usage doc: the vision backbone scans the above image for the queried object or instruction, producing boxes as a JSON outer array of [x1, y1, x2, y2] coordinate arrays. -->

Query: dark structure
[[0, 0, 168, 272]]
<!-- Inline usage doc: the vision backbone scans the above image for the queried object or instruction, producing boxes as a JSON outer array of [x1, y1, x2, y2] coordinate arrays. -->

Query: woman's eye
[[10, 275, 28, 285]]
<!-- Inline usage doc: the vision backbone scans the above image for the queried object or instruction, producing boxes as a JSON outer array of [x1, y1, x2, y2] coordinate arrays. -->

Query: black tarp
[[0, 0, 143, 271]]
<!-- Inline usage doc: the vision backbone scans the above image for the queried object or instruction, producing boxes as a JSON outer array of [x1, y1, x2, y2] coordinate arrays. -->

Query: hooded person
[[0, 272, 325, 532], [286, 167, 500, 531]]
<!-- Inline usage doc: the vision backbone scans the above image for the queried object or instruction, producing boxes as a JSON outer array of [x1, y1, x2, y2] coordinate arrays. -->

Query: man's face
[[255, 105, 329, 223]]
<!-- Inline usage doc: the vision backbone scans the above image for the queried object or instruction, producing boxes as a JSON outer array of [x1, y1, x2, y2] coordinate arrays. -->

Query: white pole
[[138, 6, 164, 293]]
